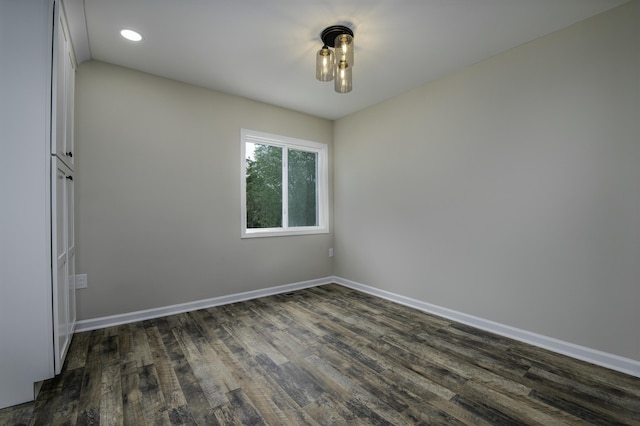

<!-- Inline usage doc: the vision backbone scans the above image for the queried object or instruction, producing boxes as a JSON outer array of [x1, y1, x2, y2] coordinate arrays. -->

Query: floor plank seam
[[1, 284, 639, 425]]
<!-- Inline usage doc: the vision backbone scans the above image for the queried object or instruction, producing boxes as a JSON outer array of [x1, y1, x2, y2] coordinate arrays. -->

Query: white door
[[63, 31, 75, 168], [52, 1, 75, 169], [52, 158, 73, 374], [66, 165, 76, 337]]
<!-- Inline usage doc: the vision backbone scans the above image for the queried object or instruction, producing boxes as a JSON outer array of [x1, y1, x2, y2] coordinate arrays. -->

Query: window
[[241, 129, 329, 238]]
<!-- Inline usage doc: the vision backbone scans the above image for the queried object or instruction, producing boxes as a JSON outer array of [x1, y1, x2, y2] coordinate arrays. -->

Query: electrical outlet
[[329, 248, 334, 258], [75, 274, 87, 289]]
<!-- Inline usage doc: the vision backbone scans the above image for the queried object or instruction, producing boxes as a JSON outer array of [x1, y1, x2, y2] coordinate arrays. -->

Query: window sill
[[241, 227, 329, 239]]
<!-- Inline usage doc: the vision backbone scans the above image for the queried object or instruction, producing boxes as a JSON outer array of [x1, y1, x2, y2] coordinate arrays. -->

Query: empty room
[[1, 0, 639, 424]]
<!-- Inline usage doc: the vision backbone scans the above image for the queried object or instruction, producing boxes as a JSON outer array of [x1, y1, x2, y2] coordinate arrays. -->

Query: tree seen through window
[[245, 143, 318, 229]]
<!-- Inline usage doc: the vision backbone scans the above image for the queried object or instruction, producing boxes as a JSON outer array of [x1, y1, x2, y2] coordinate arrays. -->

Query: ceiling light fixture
[[120, 29, 142, 42], [315, 25, 354, 93]]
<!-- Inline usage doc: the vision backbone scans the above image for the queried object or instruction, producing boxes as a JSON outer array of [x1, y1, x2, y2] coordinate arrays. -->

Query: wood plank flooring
[[1, 284, 639, 425]]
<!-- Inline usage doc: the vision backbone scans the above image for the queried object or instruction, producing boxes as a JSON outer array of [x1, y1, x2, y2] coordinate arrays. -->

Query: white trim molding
[[75, 277, 334, 332], [240, 128, 329, 239], [333, 276, 640, 379], [76, 275, 640, 378]]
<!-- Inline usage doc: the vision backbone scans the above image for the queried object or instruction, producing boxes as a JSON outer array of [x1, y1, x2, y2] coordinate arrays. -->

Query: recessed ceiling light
[[120, 29, 142, 42]]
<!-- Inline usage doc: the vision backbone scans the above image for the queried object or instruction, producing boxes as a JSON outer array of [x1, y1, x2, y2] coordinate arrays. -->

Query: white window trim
[[241, 129, 329, 238]]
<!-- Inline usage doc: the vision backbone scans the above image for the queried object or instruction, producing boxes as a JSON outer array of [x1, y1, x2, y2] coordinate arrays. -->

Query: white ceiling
[[65, 0, 626, 120]]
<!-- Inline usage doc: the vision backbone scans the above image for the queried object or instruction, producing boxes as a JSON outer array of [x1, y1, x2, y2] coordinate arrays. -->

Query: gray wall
[[75, 61, 333, 320], [334, 1, 639, 361], [76, 2, 639, 363]]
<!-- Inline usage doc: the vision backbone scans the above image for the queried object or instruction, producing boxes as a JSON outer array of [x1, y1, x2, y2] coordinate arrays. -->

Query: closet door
[[51, 0, 76, 375], [52, 1, 75, 169], [52, 158, 73, 374], [63, 31, 75, 169], [66, 163, 76, 337], [53, 2, 65, 162]]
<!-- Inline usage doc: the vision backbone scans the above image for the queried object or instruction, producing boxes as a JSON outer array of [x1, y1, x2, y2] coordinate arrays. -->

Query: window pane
[[246, 143, 282, 228], [288, 148, 318, 227]]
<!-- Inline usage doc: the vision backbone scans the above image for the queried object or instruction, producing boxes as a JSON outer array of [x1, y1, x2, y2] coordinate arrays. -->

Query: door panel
[[52, 158, 73, 374], [66, 172, 76, 335]]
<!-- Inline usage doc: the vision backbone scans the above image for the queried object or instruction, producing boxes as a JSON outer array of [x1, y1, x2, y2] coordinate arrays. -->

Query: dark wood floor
[[2, 284, 639, 425]]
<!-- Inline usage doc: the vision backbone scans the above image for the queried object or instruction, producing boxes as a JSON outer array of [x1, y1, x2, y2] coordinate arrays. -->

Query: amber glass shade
[[335, 60, 352, 93], [315, 46, 334, 81], [334, 33, 354, 67]]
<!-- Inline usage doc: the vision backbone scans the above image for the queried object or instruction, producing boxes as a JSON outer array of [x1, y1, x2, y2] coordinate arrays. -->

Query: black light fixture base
[[321, 25, 354, 48]]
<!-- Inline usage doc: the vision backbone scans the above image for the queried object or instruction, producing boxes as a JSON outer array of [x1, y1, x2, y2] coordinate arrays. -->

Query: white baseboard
[[76, 275, 640, 378], [333, 276, 640, 379], [75, 276, 334, 332]]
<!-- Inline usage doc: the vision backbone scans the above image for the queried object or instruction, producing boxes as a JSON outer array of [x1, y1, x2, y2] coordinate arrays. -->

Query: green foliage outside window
[[287, 149, 318, 227], [246, 144, 318, 229], [246, 144, 282, 228]]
